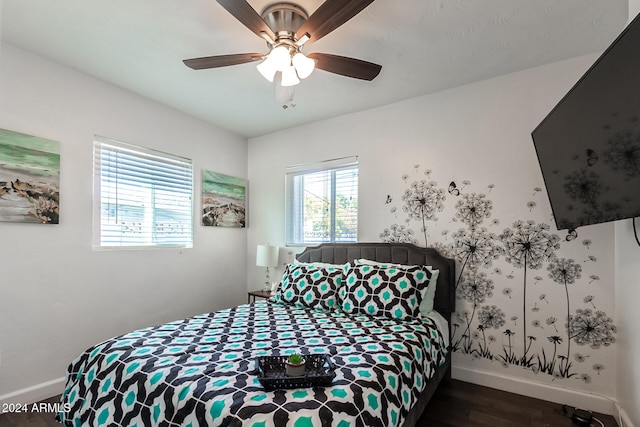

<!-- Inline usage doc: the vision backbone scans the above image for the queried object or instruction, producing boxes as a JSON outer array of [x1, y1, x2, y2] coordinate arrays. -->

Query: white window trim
[[285, 156, 358, 247], [92, 136, 194, 250]]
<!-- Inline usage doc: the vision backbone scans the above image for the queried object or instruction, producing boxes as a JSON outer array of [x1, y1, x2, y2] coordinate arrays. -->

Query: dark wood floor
[[420, 380, 619, 427], [0, 380, 619, 426]]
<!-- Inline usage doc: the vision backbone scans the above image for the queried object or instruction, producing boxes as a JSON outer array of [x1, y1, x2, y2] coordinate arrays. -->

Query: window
[[93, 136, 193, 249], [285, 156, 358, 246]]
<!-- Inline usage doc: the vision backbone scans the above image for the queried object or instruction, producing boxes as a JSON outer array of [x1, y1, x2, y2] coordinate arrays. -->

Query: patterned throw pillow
[[355, 259, 439, 316], [272, 263, 343, 311], [340, 262, 433, 321]]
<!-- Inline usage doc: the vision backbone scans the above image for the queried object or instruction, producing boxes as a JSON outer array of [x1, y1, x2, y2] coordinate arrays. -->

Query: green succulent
[[287, 353, 304, 365]]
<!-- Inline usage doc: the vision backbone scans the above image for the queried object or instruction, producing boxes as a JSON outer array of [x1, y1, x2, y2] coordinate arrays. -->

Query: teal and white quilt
[[58, 300, 447, 427]]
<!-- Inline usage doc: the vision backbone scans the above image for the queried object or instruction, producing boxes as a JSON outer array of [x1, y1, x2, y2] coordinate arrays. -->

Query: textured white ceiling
[[1, 0, 629, 138]]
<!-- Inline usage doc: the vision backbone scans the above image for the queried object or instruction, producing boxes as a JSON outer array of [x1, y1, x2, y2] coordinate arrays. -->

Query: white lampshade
[[281, 65, 300, 87], [292, 52, 315, 79], [256, 56, 277, 82], [269, 45, 291, 72], [256, 244, 279, 267]]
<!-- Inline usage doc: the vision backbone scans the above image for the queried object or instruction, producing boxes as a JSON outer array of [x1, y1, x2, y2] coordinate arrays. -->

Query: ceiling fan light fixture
[[185, 0, 383, 107], [256, 56, 277, 82], [292, 52, 315, 79], [280, 65, 300, 86], [269, 45, 292, 72]]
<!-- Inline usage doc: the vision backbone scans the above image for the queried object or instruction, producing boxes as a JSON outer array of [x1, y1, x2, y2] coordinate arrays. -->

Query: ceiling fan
[[183, 0, 382, 106]]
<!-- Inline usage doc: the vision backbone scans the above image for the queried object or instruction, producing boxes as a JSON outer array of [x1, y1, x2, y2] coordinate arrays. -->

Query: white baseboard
[[618, 406, 636, 427], [0, 377, 65, 407], [452, 363, 621, 417]]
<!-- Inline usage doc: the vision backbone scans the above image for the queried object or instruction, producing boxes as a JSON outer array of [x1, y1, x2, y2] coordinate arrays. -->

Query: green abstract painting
[[202, 170, 245, 227], [0, 128, 60, 224]]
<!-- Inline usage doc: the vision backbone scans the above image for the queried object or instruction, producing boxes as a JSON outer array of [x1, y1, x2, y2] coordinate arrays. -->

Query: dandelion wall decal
[[379, 223, 417, 244], [478, 305, 506, 329], [570, 309, 616, 349], [584, 295, 596, 308], [401, 179, 445, 246], [378, 168, 614, 384], [454, 271, 495, 353], [593, 363, 604, 375], [574, 353, 588, 363], [500, 220, 560, 364], [540, 335, 563, 375], [547, 257, 582, 377], [452, 227, 502, 289], [455, 193, 493, 229]]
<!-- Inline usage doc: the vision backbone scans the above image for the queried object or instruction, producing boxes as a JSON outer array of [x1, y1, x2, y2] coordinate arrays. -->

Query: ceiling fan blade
[[216, 0, 275, 41], [296, 0, 375, 43], [183, 53, 264, 70], [307, 53, 381, 81]]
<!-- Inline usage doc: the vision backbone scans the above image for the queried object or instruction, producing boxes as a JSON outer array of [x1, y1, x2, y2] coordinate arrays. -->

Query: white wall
[[615, 221, 640, 427], [248, 54, 622, 414], [614, 2, 640, 425], [0, 43, 248, 403]]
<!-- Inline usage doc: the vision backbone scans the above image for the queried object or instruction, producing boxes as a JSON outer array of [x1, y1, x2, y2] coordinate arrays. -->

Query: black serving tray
[[255, 354, 336, 391]]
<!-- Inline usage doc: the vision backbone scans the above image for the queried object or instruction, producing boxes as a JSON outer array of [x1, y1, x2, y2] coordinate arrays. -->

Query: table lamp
[[256, 244, 279, 291]]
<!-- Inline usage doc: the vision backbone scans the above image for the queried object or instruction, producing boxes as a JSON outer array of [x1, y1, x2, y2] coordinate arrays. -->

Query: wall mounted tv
[[532, 13, 640, 231]]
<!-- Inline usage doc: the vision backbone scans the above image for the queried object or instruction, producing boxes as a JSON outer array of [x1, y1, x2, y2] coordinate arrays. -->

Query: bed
[[57, 242, 455, 427]]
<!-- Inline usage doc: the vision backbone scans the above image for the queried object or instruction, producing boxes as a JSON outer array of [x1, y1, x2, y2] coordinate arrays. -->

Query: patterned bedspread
[[59, 300, 447, 427]]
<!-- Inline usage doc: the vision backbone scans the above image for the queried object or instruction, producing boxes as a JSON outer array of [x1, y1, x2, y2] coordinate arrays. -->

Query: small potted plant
[[285, 353, 306, 377]]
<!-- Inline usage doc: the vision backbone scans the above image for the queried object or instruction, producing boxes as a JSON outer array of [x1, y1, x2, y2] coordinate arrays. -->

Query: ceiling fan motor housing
[[261, 3, 308, 37]]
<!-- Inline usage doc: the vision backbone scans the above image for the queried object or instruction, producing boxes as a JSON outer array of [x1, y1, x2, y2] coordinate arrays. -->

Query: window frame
[[92, 136, 194, 250], [285, 156, 358, 246]]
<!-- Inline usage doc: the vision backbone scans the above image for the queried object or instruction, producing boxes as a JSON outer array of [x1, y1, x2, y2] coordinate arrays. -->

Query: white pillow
[[293, 260, 346, 269]]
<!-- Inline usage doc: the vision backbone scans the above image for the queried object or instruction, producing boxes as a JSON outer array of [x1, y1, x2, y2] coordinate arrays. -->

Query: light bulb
[[256, 56, 277, 82], [281, 65, 300, 87], [269, 45, 291, 72], [292, 52, 315, 79]]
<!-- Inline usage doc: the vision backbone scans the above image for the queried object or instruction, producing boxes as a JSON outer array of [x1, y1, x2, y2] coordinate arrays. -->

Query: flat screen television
[[532, 13, 640, 231]]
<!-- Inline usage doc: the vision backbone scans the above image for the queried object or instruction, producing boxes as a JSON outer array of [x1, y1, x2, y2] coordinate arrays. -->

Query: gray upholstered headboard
[[296, 242, 456, 315]]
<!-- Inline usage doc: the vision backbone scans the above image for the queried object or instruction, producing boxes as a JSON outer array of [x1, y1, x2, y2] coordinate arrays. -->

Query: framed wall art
[[0, 128, 60, 224], [202, 170, 246, 227]]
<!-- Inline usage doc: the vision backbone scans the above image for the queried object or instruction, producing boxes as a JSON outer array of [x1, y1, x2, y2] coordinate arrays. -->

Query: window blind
[[93, 137, 193, 248], [285, 156, 358, 246]]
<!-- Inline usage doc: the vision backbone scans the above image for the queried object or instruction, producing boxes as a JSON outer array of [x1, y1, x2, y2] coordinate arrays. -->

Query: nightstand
[[248, 290, 272, 303]]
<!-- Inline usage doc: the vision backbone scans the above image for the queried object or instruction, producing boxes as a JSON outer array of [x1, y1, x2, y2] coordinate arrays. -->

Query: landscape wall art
[[202, 170, 246, 227], [0, 128, 60, 224]]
